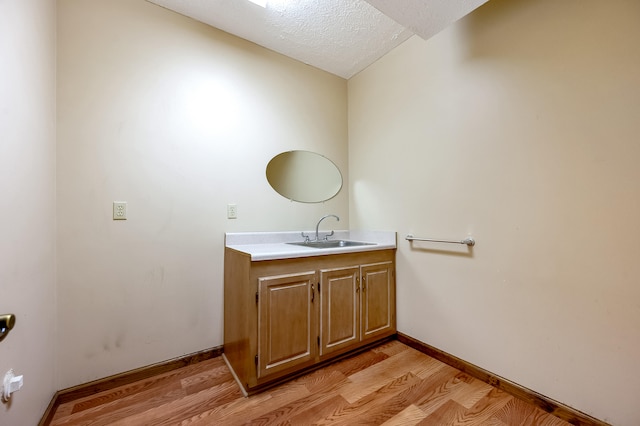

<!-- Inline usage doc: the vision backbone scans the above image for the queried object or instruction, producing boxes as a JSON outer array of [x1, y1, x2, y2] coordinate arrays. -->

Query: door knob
[[0, 314, 16, 343]]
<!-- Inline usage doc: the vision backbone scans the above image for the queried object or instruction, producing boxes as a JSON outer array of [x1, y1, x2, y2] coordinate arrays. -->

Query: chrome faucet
[[315, 214, 339, 241]]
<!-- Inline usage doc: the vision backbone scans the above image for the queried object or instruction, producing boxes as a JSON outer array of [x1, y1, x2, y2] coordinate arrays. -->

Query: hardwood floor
[[48, 341, 570, 425]]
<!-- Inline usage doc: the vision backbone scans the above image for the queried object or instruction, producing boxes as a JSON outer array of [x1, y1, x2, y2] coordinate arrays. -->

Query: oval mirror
[[266, 150, 343, 203]]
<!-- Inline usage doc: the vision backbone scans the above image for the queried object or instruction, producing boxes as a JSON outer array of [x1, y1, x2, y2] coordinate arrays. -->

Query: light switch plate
[[113, 202, 127, 220], [227, 204, 237, 219]]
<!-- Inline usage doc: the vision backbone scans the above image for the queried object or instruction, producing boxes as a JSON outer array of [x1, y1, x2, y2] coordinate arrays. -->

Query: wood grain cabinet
[[257, 271, 317, 379], [319, 261, 394, 357], [224, 248, 396, 395]]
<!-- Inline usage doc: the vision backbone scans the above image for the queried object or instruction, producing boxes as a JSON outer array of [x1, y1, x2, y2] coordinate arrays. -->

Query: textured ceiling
[[146, 0, 490, 79], [365, 0, 490, 40]]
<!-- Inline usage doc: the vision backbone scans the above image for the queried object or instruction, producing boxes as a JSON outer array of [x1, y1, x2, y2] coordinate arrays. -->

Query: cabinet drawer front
[[257, 271, 317, 378]]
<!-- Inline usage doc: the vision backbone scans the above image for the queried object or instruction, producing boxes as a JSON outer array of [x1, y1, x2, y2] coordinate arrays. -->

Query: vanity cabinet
[[224, 248, 395, 395]]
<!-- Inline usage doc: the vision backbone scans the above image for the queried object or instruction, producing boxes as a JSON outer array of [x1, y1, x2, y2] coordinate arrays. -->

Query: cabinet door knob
[[311, 284, 315, 302]]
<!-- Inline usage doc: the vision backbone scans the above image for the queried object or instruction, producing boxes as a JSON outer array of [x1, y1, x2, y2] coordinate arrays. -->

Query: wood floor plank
[[62, 357, 224, 417], [182, 380, 311, 426], [522, 408, 576, 426], [108, 380, 243, 426], [317, 373, 423, 426], [65, 376, 179, 415], [46, 342, 574, 426], [337, 368, 464, 426], [285, 394, 352, 425], [450, 378, 494, 409], [176, 376, 295, 426], [340, 346, 436, 403], [180, 363, 233, 395], [374, 339, 412, 357], [419, 399, 470, 425], [50, 359, 230, 426], [412, 373, 496, 421], [51, 384, 187, 426], [175, 389, 288, 426], [293, 367, 349, 395], [485, 417, 510, 426], [328, 348, 390, 377], [449, 387, 514, 426], [380, 404, 428, 426], [490, 397, 541, 425], [415, 359, 449, 380], [244, 375, 350, 425], [49, 404, 74, 424], [405, 367, 467, 413]]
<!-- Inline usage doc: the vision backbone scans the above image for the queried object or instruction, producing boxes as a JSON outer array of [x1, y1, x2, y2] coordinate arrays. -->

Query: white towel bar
[[406, 235, 475, 247]]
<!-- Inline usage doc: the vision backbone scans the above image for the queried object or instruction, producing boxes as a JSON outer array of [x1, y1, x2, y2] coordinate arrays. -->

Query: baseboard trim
[[38, 345, 223, 426], [397, 333, 609, 426]]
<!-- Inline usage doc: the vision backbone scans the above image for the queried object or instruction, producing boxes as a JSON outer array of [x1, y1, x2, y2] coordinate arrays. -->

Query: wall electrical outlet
[[113, 201, 127, 220], [227, 204, 237, 219]]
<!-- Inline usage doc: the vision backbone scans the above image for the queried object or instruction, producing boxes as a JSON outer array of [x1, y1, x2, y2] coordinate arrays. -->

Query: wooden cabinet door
[[319, 266, 360, 356], [257, 271, 317, 379], [361, 261, 395, 340]]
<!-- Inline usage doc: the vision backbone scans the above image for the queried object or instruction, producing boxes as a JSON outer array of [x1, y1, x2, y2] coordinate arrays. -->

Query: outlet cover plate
[[113, 202, 127, 220]]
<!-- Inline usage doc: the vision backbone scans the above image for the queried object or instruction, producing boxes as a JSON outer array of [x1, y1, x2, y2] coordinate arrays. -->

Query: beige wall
[[348, 0, 640, 424], [9, 0, 635, 424], [56, 0, 348, 388], [0, 0, 57, 424]]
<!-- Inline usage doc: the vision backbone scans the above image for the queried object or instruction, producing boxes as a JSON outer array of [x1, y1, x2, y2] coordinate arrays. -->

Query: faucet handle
[[301, 232, 311, 242], [322, 230, 335, 241]]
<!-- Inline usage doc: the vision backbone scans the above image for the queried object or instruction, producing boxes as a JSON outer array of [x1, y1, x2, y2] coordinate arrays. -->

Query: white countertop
[[225, 230, 397, 261]]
